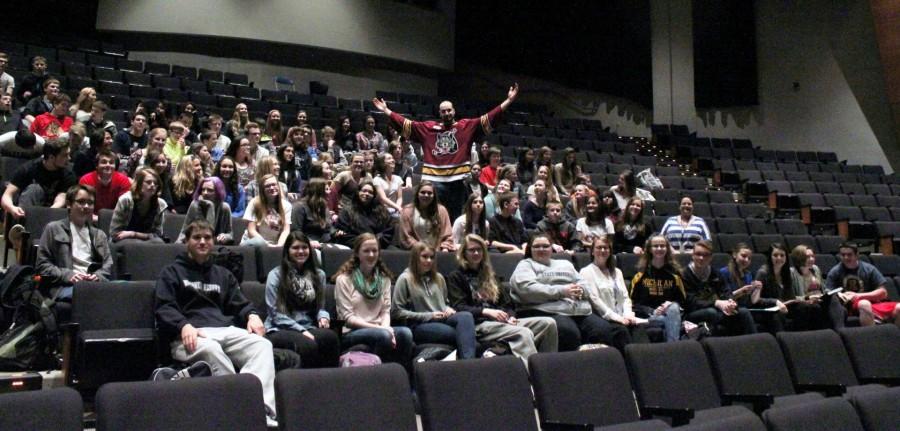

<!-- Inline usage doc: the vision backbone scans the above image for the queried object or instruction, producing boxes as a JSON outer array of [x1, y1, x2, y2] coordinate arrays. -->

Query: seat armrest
[[858, 376, 900, 386], [796, 383, 846, 397], [60, 323, 81, 386], [640, 406, 694, 426], [539, 420, 594, 431], [722, 393, 774, 413]]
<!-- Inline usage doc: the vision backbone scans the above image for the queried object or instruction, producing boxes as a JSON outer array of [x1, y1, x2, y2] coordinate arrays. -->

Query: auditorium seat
[[762, 398, 864, 431], [240, 281, 267, 321], [116, 58, 143, 72], [64, 281, 158, 390], [624, 341, 758, 426], [117, 243, 185, 280], [224, 72, 249, 86], [0, 387, 83, 431], [848, 386, 900, 431], [277, 364, 417, 431], [861, 206, 891, 222], [710, 203, 740, 218], [416, 356, 538, 431], [783, 235, 815, 250], [701, 333, 824, 413], [838, 325, 900, 386], [776, 330, 888, 398], [95, 374, 267, 431], [529, 349, 669, 430]]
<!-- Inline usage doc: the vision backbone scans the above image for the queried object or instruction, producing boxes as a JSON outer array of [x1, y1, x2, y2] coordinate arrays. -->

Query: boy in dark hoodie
[[155, 219, 277, 427], [537, 200, 579, 253]]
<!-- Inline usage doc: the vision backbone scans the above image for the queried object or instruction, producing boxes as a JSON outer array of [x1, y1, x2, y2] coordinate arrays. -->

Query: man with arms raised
[[372, 83, 519, 220]]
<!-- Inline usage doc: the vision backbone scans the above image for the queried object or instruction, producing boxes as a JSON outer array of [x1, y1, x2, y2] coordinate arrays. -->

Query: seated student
[[609, 169, 655, 212], [659, 195, 711, 254], [22, 77, 60, 125], [192, 140, 215, 178], [163, 121, 188, 168], [521, 178, 548, 231], [73, 130, 115, 179], [478, 146, 502, 188], [681, 240, 756, 336], [580, 235, 641, 351], [373, 152, 404, 216], [827, 243, 900, 328], [30, 93, 73, 141], [155, 220, 278, 427], [451, 193, 490, 246], [84, 101, 117, 139], [329, 153, 370, 213], [719, 243, 764, 306], [536, 200, 579, 254], [554, 147, 585, 195], [575, 193, 615, 250], [465, 163, 490, 198], [110, 167, 168, 244], [789, 245, 846, 330], [753, 244, 792, 333], [489, 191, 528, 254], [290, 178, 337, 249], [447, 234, 557, 358], [2, 139, 76, 245], [177, 177, 233, 245], [15, 56, 48, 106], [510, 233, 605, 351], [214, 156, 246, 218], [243, 156, 288, 202], [264, 232, 339, 368], [613, 197, 651, 255], [630, 235, 685, 342], [334, 233, 414, 364], [484, 179, 523, 222], [399, 181, 455, 252], [241, 174, 291, 248], [563, 183, 591, 223], [79, 149, 131, 215], [334, 179, 395, 249], [113, 112, 148, 158], [169, 155, 201, 215], [393, 242, 477, 359], [36, 184, 113, 302]]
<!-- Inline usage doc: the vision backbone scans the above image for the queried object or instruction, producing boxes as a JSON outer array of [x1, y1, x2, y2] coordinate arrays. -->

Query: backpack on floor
[[0, 265, 58, 371]]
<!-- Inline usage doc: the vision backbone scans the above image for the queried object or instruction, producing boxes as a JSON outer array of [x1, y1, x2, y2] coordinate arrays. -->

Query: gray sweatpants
[[170, 326, 276, 420], [475, 316, 558, 359]]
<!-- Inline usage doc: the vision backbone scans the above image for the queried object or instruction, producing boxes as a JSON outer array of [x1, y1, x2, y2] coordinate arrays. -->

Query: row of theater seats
[[10, 204, 900, 297], [13, 328, 900, 430]]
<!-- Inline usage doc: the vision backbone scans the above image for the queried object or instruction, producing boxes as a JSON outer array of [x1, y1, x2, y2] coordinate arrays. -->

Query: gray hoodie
[[509, 258, 592, 316]]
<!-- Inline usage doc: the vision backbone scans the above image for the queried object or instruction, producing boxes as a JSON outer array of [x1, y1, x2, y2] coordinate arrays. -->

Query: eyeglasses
[[74, 199, 94, 206]]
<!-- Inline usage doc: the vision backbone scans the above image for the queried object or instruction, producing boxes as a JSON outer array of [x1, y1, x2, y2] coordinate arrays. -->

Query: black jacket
[[155, 253, 257, 337], [446, 267, 516, 324]]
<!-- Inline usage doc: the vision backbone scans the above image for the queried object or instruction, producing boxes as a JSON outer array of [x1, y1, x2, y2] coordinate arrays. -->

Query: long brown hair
[[636, 235, 681, 273], [407, 242, 443, 291], [463, 193, 487, 236], [333, 233, 393, 281], [275, 232, 322, 315], [301, 178, 329, 229], [456, 234, 499, 303]]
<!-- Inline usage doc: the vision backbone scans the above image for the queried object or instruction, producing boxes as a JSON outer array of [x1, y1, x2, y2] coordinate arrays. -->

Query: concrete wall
[[650, 0, 896, 171], [96, 0, 455, 70]]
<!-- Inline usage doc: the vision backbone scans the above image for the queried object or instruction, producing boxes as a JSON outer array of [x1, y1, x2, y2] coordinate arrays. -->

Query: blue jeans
[[342, 326, 414, 364], [647, 303, 682, 342], [411, 312, 477, 359]]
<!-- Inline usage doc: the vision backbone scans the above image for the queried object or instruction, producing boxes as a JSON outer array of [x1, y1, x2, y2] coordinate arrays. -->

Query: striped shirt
[[659, 215, 711, 253]]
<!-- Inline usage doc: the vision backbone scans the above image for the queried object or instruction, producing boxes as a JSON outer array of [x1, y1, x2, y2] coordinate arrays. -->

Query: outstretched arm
[[500, 83, 519, 111], [372, 98, 393, 116]]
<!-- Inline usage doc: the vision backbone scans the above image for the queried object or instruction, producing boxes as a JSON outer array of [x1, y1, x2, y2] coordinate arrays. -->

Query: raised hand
[[371, 98, 389, 113]]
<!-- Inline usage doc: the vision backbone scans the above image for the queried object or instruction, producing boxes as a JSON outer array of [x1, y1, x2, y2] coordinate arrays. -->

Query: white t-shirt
[[242, 199, 292, 243], [575, 217, 615, 240], [70, 222, 93, 274], [374, 175, 403, 202]]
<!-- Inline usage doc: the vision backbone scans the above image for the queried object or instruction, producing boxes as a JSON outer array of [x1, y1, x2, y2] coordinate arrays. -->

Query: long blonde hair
[[456, 234, 499, 303], [171, 155, 198, 199], [251, 173, 286, 222]]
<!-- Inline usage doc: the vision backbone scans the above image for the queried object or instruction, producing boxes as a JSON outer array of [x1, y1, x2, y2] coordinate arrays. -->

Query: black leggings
[[266, 327, 340, 368], [518, 310, 608, 352]]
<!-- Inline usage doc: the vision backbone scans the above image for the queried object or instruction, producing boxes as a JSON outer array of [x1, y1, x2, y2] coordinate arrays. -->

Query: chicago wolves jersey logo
[[433, 129, 459, 156]]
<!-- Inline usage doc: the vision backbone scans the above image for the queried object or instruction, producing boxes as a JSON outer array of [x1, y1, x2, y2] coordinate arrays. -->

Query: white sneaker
[[266, 416, 279, 429]]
